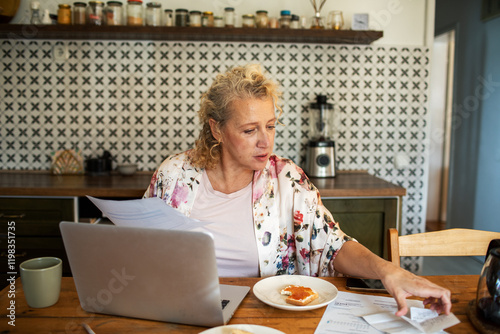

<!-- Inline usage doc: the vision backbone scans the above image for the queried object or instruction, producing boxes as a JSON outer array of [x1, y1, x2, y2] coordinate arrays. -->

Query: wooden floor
[[426, 220, 447, 232], [421, 256, 485, 275], [422, 220, 486, 275]]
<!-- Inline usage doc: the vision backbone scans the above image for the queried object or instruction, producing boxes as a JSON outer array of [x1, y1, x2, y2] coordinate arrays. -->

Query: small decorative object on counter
[[145, 2, 161, 26], [242, 14, 255, 28], [279, 10, 291, 28], [57, 4, 71, 24], [104, 1, 123, 25], [255, 10, 268, 28], [290, 14, 300, 29], [30, 1, 41, 24], [127, 0, 143, 26], [202, 11, 214, 27], [73, 2, 87, 24], [87, 1, 104, 25], [51, 149, 84, 175], [175, 8, 188, 26], [163, 9, 173, 26], [213, 15, 224, 27], [328, 10, 343, 30], [189, 10, 201, 27], [224, 7, 234, 27]]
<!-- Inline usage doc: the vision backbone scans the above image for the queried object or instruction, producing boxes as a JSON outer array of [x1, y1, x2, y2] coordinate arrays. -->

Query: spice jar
[[255, 10, 268, 28], [189, 10, 201, 27], [163, 9, 173, 26], [145, 2, 161, 26], [202, 11, 214, 27], [242, 14, 255, 28], [269, 17, 279, 29], [87, 1, 104, 25], [73, 2, 86, 25], [224, 7, 234, 27], [57, 4, 71, 25], [105, 1, 123, 26], [175, 8, 188, 27], [290, 14, 300, 29], [214, 16, 224, 27], [279, 10, 291, 28], [127, 0, 143, 26]]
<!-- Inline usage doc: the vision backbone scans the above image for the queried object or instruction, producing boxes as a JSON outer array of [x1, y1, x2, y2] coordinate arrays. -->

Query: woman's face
[[215, 97, 276, 173]]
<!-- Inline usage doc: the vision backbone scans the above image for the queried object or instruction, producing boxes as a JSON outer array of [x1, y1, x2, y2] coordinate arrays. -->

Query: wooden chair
[[387, 228, 500, 266]]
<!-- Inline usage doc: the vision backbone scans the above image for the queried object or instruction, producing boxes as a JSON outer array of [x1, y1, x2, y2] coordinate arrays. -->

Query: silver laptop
[[59, 221, 250, 327]]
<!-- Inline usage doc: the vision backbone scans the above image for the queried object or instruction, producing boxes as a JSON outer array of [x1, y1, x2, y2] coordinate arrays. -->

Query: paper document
[[315, 291, 459, 334], [87, 196, 211, 231]]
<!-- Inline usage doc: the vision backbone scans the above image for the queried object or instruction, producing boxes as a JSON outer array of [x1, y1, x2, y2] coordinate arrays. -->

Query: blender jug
[[309, 94, 334, 141], [305, 95, 336, 178]]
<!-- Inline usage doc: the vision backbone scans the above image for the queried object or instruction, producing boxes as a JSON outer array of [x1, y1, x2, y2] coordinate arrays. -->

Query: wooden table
[[0, 276, 479, 333]]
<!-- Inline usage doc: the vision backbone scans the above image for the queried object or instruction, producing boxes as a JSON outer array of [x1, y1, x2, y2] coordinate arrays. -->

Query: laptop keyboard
[[221, 299, 230, 309]]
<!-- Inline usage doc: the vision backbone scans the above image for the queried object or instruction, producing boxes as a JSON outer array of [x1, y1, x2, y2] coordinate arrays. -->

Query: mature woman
[[144, 64, 451, 316]]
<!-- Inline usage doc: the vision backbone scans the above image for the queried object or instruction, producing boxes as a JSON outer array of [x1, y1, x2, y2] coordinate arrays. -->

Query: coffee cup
[[20, 257, 62, 308]]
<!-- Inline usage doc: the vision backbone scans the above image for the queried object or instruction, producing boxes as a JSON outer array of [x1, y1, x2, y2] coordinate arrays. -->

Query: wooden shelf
[[0, 24, 383, 44]]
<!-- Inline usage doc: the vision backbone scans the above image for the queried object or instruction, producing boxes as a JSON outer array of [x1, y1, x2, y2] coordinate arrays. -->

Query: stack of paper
[[315, 291, 459, 334]]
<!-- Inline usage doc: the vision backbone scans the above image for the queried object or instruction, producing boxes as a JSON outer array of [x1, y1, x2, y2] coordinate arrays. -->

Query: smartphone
[[345, 277, 389, 293]]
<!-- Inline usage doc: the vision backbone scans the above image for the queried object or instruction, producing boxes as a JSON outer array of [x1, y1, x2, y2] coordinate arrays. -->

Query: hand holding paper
[[87, 196, 211, 231]]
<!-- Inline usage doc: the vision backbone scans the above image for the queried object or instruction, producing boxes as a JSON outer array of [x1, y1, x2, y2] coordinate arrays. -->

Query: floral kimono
[[144, 151, 354, 277]]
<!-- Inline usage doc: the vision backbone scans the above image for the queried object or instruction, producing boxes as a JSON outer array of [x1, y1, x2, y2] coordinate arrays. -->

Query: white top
[[190, 171, 259, 277]]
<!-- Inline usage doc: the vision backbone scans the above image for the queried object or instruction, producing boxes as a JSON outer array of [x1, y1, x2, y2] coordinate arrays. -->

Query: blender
[[305, 94, 336, 178]]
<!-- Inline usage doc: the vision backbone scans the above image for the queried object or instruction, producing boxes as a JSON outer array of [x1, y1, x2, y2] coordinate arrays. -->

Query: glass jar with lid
[[127, 0, 143, 26], [242, 14, 255, 28], [175, 8, 188, 27], [73, 2, 86, 25], [104, 1, 123, 25], [214, 16, 224, 27], [189, 10, 201, 27], [57, 4, 71, 25], [279, 10, 291, 28], [87, 1, 104, 25], [145, 2, 161, 26], [290, 14, 300, 29], [255, 10, 268, 28], [163, 9, 173, 26], [202, 11, 214, 27], [224, 7, 235, 27]]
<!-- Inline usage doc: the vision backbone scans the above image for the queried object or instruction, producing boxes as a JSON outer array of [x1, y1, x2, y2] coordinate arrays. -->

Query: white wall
[[12, 0, 433, 46]]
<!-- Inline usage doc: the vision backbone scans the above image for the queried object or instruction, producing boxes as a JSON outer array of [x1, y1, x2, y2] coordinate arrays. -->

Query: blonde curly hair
[[189, 64, 283, 169]]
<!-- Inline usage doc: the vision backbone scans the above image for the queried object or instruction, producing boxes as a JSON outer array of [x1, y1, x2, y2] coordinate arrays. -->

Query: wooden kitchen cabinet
[[0, 197, 77, 288], [322, 197, 399, 260]]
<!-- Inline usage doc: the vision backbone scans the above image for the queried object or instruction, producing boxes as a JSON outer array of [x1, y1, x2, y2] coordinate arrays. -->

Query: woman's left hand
[[381, 267, 452, 316]]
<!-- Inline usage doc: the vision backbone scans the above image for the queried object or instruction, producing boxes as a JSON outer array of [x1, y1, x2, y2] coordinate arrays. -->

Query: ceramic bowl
[[117, 164, 137, 175]]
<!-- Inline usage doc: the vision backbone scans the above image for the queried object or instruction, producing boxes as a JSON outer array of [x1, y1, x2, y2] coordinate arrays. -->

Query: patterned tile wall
[[0, 39, 430, 272]]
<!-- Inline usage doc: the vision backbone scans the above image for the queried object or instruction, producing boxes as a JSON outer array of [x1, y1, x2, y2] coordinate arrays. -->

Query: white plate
[[253, 275, 338, 311], [200, 324, 285, 334]]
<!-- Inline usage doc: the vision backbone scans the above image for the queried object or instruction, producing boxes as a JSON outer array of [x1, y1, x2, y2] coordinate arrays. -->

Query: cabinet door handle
[[0, 251, 27, 258], [0, 213, 26, 219]]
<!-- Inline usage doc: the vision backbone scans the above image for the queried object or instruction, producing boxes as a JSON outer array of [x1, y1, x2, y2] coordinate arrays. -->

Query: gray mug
[[20, 257, 62, 308]]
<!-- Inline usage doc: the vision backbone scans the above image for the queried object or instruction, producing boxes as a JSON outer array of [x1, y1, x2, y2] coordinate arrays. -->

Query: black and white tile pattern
[[0, 39, 430, 272]]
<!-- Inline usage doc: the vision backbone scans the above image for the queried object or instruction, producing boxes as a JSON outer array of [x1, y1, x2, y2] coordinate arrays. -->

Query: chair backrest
[[387, 228, 500, 266]]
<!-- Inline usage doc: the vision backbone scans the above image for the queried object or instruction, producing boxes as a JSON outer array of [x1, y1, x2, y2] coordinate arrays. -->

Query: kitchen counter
[[0, 170, 405, 198]]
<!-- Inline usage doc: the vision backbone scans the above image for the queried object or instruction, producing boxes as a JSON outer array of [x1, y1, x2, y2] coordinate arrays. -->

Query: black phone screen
[[345, 278, 389, 293]]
